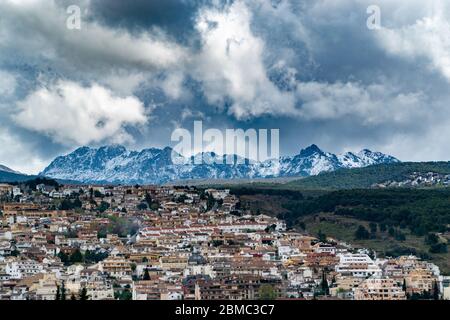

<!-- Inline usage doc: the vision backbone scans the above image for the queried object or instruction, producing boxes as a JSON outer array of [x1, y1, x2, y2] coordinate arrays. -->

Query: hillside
[[285, 162, 450, 190], [0, 169, 79, 185], [234, 187, 450, 274], [0, 170, 36, 183]]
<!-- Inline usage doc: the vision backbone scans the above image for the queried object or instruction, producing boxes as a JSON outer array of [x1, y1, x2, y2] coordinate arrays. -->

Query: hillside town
[[373, 172, 450, 188], [0, 181, 448, 300]]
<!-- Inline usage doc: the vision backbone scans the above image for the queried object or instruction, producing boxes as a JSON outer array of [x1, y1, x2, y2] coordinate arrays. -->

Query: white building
[[12, 187, 22, 197], [5, 260, 44, 279], [354, 277, 406, 300], [335, 253, 382, 278]]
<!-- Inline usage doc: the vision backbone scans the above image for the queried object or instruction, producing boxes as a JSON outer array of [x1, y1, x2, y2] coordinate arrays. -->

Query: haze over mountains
[[35, 144, 399, 185]]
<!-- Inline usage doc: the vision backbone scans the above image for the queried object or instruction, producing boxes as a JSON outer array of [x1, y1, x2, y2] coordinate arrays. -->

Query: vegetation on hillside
[[279, 188, 450, 236], [234, 186, 450, 273], [285, 162, 450, 190]]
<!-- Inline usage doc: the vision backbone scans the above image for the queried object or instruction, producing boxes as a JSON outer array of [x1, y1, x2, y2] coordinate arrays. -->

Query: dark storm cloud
[[238, 0, 450, 161], [88, 0, 232, 43], [1, 0, 450, 173]]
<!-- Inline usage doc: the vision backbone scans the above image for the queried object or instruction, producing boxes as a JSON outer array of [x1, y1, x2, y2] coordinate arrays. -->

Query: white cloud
[[377, 13, 450, 82], [2, 0, 450, 166], [0, 126, 47, 174], [101, 72, 146, 97], [189, 0, 429, 125], [14, 81, 148, 146], [0, 0, 189, 75], [381, 113, 450, 162], [192, 1, 296, 119], [296, 81, 427, 125], [0, 70, 17, 97], [160, 72, 187, 100]]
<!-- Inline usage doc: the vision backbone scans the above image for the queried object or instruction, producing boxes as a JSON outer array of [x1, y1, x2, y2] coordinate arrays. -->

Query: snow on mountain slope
[[0, 164, 21, 174], [40, 144, 400, 184]]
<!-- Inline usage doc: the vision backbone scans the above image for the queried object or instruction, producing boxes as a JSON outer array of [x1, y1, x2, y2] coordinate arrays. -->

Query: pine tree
[[70, 249, 84, 264], [61, 281, 66, 300], [55, 285, 61, 300], [206, 193, 215, 211], [145, 192, 152, 207], [58, 251, 69, 265], [432, 280, 439, 300], [317, 230, 327, 243], [143, 268, 150, 280], [79, 287, 89, 300], [355, 225, 370, 240], [321, 270, 329, 295]]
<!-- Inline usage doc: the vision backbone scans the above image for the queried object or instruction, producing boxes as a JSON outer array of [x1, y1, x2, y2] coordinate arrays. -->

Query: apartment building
[[354, 277, 406, 300]]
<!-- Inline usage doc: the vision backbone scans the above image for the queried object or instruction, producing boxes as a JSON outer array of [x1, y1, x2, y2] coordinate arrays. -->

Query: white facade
[[336, 254, 382, 278], [5, 260, 44, 279]]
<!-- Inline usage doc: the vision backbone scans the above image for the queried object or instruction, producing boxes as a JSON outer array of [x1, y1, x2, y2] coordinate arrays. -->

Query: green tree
[[70, 249, 84, 264], [97, 201, 110, 213], [85, 249, 107, 263], [388, 227, 396, 237], [73, 198, 82, 208], [150, 201, 160, 211], [265, 224, 277, 233], [355, 225, 370, 240], [58, 251, 69, 265], [206, 193, 216, 211], [143, 268, 150, 280], [429, 242, 447, 254], [137, 202, 148, 210], [60, 281, 66, 301], [425, 233, 439, 245], [145, 192, 153, 207], [432, 280, 439, 300], [79, 287, 89, 300], [317, 230, 327, 243], [55, 285, 61, 300], [321, 270, 330, 295], [94, 190, 104, 198], [258, 284, 277, 300], [395, 231, 406, 241], [116, 289, 132, 300]]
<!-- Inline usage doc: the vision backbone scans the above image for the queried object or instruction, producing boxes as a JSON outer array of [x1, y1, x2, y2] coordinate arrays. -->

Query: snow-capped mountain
[[0, 164, 34, 183], [338, 149, 399, 169], [0, 164, 21, 174], [40, 144, 400, 184]]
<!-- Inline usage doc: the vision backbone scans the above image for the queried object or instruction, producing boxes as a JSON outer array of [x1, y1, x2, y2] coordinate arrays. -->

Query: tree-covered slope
[[285, 162, 450, 190], [0, 170, 36, 183]]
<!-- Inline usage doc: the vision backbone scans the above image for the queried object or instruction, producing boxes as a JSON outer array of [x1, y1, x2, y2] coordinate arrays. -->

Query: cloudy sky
[[0, 0, 449, 173]]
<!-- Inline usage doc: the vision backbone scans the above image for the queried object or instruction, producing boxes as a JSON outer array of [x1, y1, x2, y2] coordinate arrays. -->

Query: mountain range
[[0, 165, 35, 183], [37, 144, 400, 185], [0, 164, 19, 174]]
